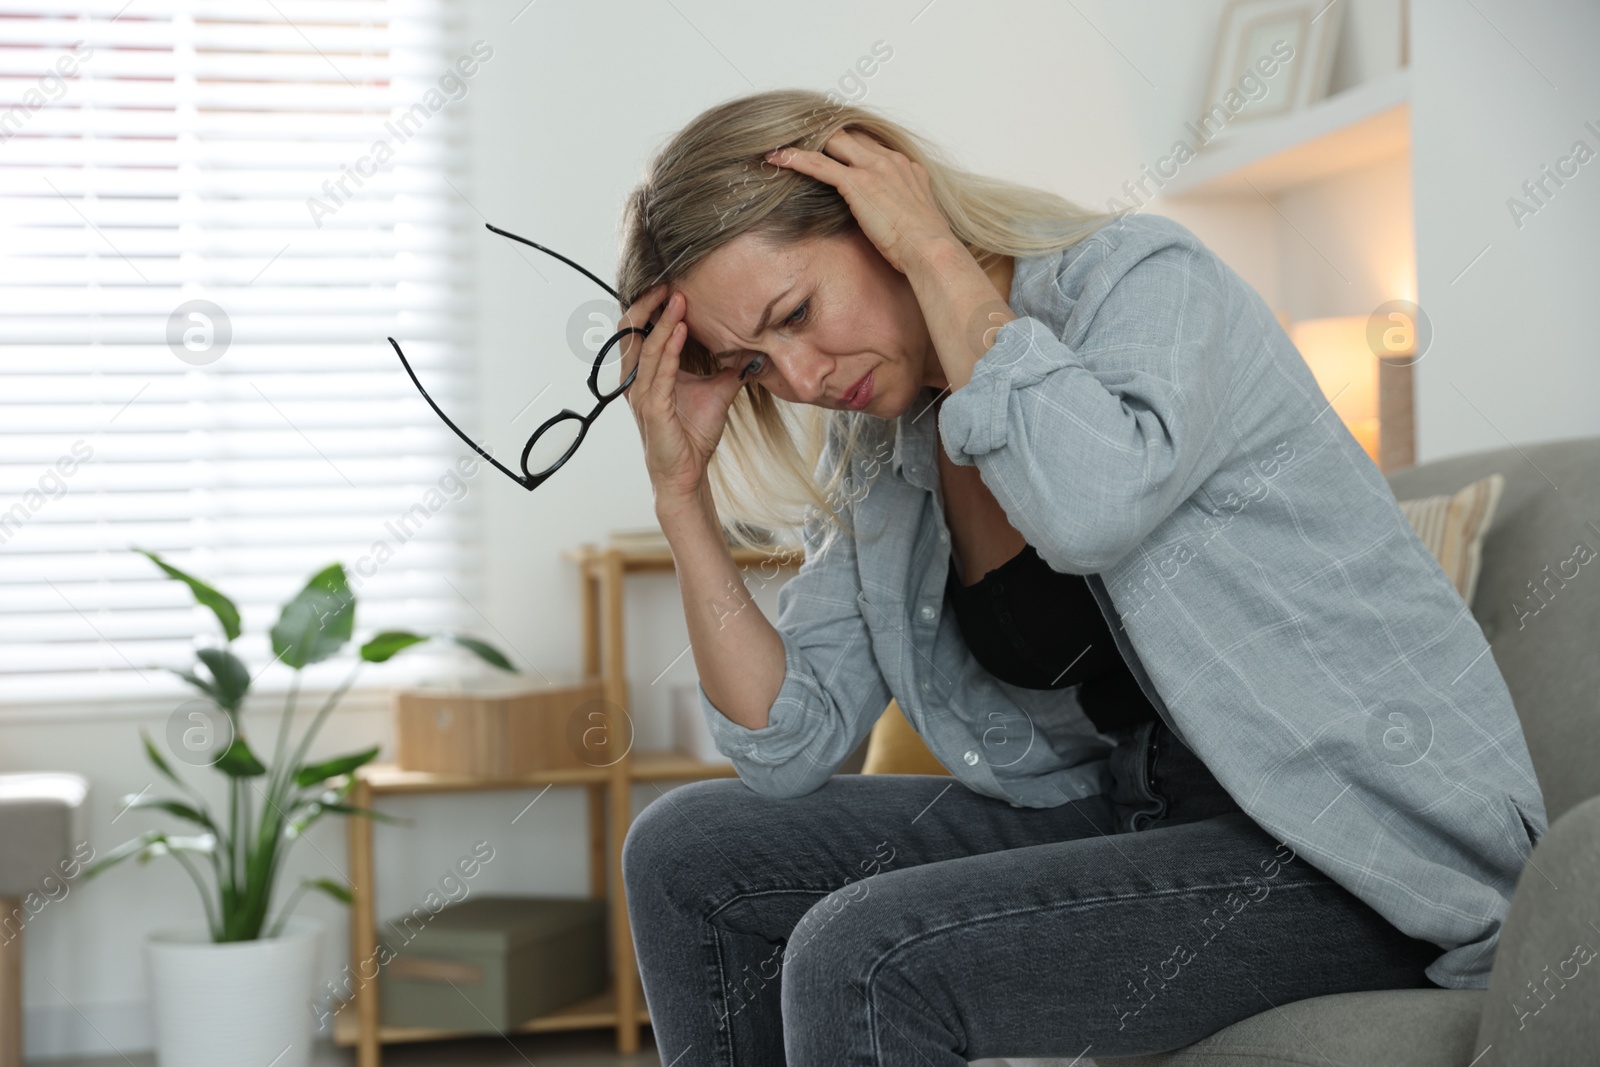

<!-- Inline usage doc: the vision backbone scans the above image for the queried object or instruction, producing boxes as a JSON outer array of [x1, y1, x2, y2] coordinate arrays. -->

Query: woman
[[613, 89, 1545, 1064]]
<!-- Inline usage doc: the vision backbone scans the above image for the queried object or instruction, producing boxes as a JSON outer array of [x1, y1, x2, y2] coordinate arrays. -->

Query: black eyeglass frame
[[386, 222, 652, 491]]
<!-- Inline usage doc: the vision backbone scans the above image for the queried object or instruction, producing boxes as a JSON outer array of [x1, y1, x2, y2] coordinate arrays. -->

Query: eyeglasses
[[387, 222, 653, 491]]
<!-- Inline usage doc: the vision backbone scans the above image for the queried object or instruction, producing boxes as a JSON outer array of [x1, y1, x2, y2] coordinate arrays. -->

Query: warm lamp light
[[1287, 312, 1417, 472], [1290, 316, 1380, 460]]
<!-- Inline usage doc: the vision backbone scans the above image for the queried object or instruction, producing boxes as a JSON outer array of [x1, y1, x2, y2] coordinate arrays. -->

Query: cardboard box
[[393, 680, 614, 777], [379, 895, 608, 1032]]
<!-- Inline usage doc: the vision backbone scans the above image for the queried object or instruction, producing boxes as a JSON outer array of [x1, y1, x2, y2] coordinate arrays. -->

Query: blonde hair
[[615, 88, 1125, 554]]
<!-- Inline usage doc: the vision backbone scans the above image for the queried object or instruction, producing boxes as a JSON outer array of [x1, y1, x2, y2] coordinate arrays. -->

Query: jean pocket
[[1107, 720, 1167, 832]]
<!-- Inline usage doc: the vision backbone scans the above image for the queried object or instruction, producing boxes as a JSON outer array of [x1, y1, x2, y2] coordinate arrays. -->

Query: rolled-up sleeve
[[937, 231, 1239, 573], [697, 426, 893, 798]]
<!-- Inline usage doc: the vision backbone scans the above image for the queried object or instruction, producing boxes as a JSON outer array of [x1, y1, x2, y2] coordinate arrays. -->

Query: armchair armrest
[[1474, 793, 1600, 1065]]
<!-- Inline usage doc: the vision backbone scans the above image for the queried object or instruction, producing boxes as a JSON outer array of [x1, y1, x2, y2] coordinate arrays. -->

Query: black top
[[945, 542, 1159, 734]]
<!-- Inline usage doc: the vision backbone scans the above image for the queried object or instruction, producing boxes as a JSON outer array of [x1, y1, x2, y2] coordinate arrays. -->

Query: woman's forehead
[[681, 234, 816, 346], [687, 230, 814, 291]]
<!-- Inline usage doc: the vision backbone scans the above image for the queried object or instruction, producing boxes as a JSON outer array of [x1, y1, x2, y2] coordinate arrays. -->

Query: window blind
[[0, 0, 491, 707]]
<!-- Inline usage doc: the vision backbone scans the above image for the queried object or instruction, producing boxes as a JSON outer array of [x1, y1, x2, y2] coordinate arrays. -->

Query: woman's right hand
[[617, 284, 747, 509]]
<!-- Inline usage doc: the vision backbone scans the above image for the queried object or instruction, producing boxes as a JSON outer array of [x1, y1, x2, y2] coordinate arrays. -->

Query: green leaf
[[214, 737, 268, 778], [86, 830, 216, 875], [357, 630, 515, 672], [447, 633, 516, 672], [139, 832, 217, 862], [270, 563, 354, 670], [300, 775, 358, 810], [82, 831, 165, 880], [85, 831, 222, 940], [121, 794, 216, 832], [166, 666, 219, 704], [141, 730, 188, 791], [287, 799, 408, 838], [304, 877, 354, 905], [359, 630, 429, 663], [315, 802, 408, 824], [294, 745, 379, 789], [264, 876, 357, 938], [138, 548, 241, 642], [196, 647, 251, 714]]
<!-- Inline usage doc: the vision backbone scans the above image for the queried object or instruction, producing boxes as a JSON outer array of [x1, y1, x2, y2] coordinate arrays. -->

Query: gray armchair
[[1040, 435, 1600, 1067], [0, 772, 90, 1067]]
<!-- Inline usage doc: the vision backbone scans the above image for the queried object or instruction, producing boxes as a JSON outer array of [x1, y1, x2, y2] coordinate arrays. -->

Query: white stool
[[0, 773, 90, 1067]]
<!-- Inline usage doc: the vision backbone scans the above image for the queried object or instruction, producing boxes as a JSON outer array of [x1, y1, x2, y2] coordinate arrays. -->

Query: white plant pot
[[145, 916, 323, 1067]]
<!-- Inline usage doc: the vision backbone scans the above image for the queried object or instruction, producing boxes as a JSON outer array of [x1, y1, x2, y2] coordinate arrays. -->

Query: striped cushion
[[1397, 474, 1505, 606]]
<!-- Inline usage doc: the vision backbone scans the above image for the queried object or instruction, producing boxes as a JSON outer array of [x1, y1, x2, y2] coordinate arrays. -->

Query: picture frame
[[1196, 0, 1347, 135]]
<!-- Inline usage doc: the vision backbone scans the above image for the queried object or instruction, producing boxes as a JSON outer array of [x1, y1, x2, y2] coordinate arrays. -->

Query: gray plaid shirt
[[698, 211, 1547, 989]]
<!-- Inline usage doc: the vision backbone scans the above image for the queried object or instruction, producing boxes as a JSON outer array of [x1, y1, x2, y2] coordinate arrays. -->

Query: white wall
[[19, 0, 1593, 1056], [1410, 0, 1600, 460], [1165, 150, 1415, 324]]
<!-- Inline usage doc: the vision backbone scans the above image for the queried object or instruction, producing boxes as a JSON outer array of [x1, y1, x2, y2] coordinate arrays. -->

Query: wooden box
[[379, 895, 608, 1032], [393, 679, 613, 777]]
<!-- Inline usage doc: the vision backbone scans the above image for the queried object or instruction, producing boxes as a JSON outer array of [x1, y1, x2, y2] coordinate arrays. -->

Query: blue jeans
[[622, 720, 1441, 1065]]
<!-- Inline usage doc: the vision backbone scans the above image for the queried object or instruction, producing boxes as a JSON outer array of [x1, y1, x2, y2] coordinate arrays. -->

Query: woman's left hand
[[765, 130, 959, 277]]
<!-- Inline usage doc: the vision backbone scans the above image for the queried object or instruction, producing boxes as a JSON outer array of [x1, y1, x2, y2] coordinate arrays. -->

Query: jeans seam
[[859, 958, 971, 1064], [1142, 725, 1169, 829], [859, 968, 954, 1067], [711, 923, 736, 1067], [705, 885, 840, 924], [858, 878, 1332, 1033]]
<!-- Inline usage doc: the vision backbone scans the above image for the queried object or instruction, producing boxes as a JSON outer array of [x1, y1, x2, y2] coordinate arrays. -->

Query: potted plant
[[85, 550, 514, 1067]]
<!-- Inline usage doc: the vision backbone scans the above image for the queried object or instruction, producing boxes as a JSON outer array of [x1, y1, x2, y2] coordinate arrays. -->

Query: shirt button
[[919, 605, 936, 621], [920, 681, 932, 693], [963, 750, 980, 766], [938, 529, 949, 543]]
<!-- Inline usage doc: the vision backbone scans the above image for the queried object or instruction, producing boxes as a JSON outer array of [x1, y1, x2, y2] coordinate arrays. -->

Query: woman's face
[[674, 224, 942, 416]]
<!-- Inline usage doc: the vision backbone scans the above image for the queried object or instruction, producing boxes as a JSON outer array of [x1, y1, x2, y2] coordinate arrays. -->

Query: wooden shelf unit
[[1164, 68, 1410, 197], [333, 979, 652, 1047], [342, 537, 798, 1066]]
